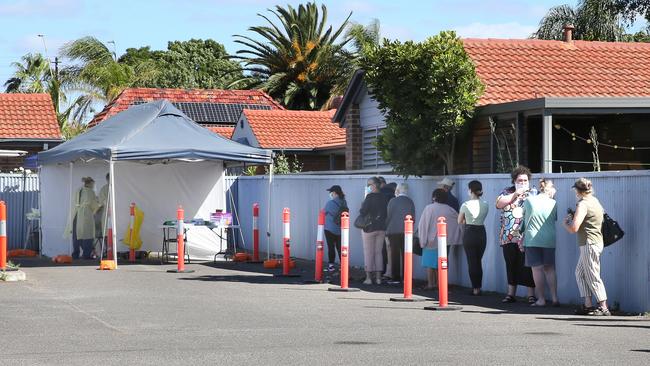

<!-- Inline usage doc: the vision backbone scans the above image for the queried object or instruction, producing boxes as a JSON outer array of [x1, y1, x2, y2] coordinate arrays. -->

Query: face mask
[[515, 181, 529, 191], [468, 190, 473, 197], [365, 186, 372, 195], [329, 192, 336, 199]]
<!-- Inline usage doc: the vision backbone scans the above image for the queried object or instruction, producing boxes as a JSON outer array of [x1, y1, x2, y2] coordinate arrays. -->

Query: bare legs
[[532, 265, 558, 305]]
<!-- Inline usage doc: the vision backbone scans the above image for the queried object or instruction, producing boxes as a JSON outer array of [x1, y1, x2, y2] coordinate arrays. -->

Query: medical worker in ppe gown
[[66, 176, 99, 259]]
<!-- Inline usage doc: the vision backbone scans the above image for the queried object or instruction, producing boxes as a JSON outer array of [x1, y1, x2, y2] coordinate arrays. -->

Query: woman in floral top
[[495, 165, 536, 304]]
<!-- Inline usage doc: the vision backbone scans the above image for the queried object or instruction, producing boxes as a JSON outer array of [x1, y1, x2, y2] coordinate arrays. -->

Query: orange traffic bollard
[[128, 202, 136, 263], [167, 205, 194, 274], [329, 212, 359, 292], [391, 215, 426, 302], [275, 208, 300, 278], [0, 201, 6, 271], [424, 217, 461, 311], [106, 226, 114, 261], [250, 203, 262, 263], [304, 209, 325, 284]]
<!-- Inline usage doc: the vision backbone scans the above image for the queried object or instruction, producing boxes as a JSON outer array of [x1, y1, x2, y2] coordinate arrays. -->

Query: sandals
[[528, 296, 537, 304], [575, 305, 596, 315], [501, 295, 516, 303]]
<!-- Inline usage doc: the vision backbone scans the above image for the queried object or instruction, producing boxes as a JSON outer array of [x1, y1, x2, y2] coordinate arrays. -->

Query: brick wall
[[345, 104, 362, 170]]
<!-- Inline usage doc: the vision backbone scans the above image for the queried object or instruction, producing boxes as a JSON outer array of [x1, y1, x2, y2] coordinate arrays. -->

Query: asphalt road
[[1, 259, 649, 366]]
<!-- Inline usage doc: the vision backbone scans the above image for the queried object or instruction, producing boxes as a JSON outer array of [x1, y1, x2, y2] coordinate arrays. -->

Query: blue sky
[[0, 0, 638, 84]]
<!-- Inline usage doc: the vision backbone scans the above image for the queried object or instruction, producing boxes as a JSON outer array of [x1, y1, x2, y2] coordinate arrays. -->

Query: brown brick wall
[[345, 104, 362, 170]]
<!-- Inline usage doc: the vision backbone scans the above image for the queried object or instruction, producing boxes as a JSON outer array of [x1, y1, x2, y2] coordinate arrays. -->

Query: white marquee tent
[[38, 100, 272, 265]]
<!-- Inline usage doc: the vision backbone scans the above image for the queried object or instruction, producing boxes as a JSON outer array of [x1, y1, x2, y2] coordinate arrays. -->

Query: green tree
[[533, 0, 625, 41], [4, 53, 51, 93], [614, 0, 650, 22], [360, 32, 484, 175], [234, 2, 353, 110], [155, 39, 243, 89]]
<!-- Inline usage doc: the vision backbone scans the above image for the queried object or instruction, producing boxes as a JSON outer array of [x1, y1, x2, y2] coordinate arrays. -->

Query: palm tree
[[233, 2, 353, 110], [533, 0, 625, 41], [4, 53, 51, 93], [59, 36, 133, 103]]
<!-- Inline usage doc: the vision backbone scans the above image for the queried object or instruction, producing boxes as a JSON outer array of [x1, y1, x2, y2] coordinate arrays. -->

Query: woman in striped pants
[[562, 178, 610, 316]]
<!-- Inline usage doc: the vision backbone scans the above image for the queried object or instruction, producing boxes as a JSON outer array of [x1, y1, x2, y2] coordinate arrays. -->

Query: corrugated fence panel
[[231, 171, 650, 313], [0, 173, 39, 250]]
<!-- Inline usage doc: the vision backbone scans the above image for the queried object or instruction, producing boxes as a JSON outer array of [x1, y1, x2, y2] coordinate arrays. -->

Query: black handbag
[[354, 214, 372, 230], [602, 212, 624, 247], [412, 235, 422, 256]]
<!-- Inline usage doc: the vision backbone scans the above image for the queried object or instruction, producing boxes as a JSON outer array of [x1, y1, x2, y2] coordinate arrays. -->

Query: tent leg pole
[[110, 159, 118, 268], [266, 160, 273, 260], [69, 162, 73, 255]]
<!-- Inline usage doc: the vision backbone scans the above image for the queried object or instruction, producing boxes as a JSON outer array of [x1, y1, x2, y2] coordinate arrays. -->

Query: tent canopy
[[38, 100, 272, 165]]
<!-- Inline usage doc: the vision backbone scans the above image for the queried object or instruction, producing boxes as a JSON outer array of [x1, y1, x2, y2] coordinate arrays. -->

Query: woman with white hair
[[522, 178, 559, 307], [385, 182, 415, 283], [563, 178, 609, 316]]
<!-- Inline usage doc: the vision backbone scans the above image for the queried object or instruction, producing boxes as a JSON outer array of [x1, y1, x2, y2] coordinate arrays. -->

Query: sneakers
[[589, 307, 611, 316], [327, 264, 336, 272], [363, 278, 372, 285], [575, 305, 596, 315]]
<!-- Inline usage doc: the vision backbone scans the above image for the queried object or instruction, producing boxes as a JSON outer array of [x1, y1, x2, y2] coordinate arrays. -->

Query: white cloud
[[454, 22, 538, 39]]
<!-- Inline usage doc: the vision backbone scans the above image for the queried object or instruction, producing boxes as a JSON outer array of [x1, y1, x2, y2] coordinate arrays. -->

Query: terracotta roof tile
[[89, 87, 284, 126], [204, 125, 235, 139], [243, 109, 345, 150], [462, 38, 650, 105], [0, 93, 62, 139]]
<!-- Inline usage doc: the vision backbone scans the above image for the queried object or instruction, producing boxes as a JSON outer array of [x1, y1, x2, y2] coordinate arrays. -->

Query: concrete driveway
[[1, 258, 648, 366]]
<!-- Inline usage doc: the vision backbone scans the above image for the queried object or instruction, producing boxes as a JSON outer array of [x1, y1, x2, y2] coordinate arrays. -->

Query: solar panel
[[130, 100, 272, 123]]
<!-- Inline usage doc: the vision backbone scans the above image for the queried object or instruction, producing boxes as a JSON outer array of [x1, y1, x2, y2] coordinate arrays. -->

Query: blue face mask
[[365, 185, 372, 195]]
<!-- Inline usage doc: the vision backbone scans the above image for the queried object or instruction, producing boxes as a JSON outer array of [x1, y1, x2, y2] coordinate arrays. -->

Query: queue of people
[[323, 169, 610, 316]]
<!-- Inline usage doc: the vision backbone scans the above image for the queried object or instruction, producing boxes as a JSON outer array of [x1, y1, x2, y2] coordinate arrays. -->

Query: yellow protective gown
[[65, 187, 100, 240], [122, 205, 144, 250]]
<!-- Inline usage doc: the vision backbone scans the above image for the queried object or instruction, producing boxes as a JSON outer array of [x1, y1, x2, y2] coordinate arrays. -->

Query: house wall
[[232, 171, 650, 313], [231, 114, 259, 147], [0, 142, 57, 171]]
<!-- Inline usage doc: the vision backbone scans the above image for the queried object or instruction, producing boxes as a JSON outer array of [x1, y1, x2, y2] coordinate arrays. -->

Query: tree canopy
[[233, 2, 353, 110], [533, 0, 625, 41], [360, 32, 484, 176]]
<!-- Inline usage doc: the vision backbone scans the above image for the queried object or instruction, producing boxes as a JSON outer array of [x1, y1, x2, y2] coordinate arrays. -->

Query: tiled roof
[[204, 125, 235, 139], [89, 87, 284, 126], [0, 93, 62, 139], [463, 38, 650, 106], [243, 109, 345, 150]]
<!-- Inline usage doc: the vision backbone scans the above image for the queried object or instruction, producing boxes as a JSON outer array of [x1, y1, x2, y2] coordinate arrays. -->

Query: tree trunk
[[439, 135, 456, 175]]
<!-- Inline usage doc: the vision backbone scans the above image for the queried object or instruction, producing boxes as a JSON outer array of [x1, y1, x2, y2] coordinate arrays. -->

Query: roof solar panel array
[[131, 101, 272, 124]]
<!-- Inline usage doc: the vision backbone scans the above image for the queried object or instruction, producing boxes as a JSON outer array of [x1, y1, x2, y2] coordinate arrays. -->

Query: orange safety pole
[[329, 212, 359, 292], [177, 206, 185, 271], [423, 216, 461, 311], [404, 215, 414, 298], [305, 209, 325, 284], [0, 201, 6, 271], [106, 227, 114, 261], [167, 205, 194, 274], [282, 208, 291, 275], [390, 215, 424, 302], [128, 202, 136, 263], [437, 217, 448, 307], [314, 209, 325, 282], [275, 207, 299, 278], [252, 203, 260, 262]]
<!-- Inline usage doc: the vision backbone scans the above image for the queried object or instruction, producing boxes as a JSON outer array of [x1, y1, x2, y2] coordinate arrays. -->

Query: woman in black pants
[[458, 180, 489, 295]]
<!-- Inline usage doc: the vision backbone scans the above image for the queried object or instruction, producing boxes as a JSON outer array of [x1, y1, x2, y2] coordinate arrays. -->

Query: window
[[362, 127, 389, 169]]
